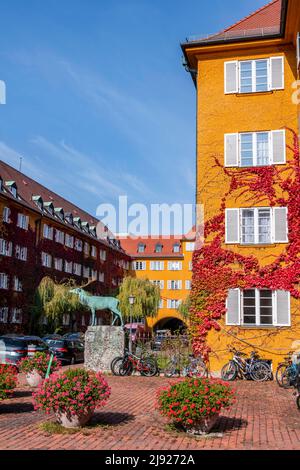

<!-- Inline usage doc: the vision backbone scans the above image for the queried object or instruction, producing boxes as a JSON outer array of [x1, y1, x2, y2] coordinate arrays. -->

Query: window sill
[[238, 325, 289, 329], [235, 90, 275, 97]]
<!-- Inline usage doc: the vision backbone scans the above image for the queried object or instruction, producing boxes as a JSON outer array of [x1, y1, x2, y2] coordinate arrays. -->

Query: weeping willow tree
[[117, 277, 160, 321], [32, 277, 88, 333], [177, 296, 191, 322]]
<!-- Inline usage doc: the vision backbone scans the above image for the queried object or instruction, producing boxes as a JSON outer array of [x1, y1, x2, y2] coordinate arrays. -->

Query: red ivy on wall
[[190, 130, 300, 361]]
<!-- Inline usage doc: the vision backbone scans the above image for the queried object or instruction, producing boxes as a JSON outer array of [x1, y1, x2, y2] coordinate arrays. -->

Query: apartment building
[[0, 160, 131, 334], [120, 229, 195, 331], [182, 0, 300, 370]]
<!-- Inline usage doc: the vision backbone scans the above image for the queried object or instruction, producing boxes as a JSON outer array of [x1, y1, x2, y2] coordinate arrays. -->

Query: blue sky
[[0, 0, 268, 221]]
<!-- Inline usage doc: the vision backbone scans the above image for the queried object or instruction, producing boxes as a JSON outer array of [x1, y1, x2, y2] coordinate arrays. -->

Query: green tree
[[177, 296, 191, 321], [117, 277, 160, 321], [32, 277, 88, 333]]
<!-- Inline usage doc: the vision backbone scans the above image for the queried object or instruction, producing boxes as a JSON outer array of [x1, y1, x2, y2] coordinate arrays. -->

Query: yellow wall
[[132, 240, 194, 330], [195, 42, 299, 371]]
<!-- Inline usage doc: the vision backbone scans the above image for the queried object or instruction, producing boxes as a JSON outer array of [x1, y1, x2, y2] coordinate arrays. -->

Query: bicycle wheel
[[221, 361, 238, 381], [187, 359, 208, 378], [111, 356, 123, 376], [276, 363, 288, 387], [250, 362, 270, 382], [281, 369, 294, 388], [164, 360, 179, 378], [119, 359, 133, 376], [140, 359, 158, 377]]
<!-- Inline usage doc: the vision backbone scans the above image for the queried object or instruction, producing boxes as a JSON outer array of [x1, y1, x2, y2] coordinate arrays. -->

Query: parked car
[[63, 332, 85, 342], [47, 339, 84, 365], [42, 334, 63, 344], [152, 330, 172, 351], [0, 336, 49, 370]]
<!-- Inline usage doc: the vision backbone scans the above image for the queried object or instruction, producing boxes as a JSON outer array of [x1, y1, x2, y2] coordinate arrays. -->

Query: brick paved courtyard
[[0, 374, 300, 450]]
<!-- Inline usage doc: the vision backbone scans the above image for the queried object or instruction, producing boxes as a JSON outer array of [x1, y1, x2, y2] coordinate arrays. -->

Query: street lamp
[[128, 296, 135, 353]]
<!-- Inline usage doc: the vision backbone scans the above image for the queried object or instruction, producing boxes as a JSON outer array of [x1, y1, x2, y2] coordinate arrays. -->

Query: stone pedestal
[[84, 326, 124, 372]]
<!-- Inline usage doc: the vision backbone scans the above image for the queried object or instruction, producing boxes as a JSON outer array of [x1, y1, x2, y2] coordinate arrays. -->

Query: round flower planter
[[55, 409, 95, 428], [183, 414, 219, 436], [26, 370, 43, 387]]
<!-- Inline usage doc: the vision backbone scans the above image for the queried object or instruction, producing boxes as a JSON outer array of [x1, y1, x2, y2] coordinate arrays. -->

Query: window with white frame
[[185, 280, 192, 290], [226, 288, 290, 327], [65, 233, 74, 248], [0, 239, 12, 257], [17, 214, 29, 230], [224, 57, 284, 94], [11, 308, 22, 324], [41, 252, 52, 268], [225, 207, 288, 245], [159, 299, 164, 309], [15, 245, 27, 261], [152, 280, 164, 289], [100, 249, 107, 261], [73, 263, 82, 276], [133, 261, 146, 271], [74, 239, 83, 252], [91, 269, 97, 281], [83, 266, 90, 278], [55, 229, 65, 244], [0, 307, 8, 323], [168, 261, 182, 271], [13, 277, 22, 292], [65, 261, 73, 274], [189, 261, 193, 271], [224, 130, 286, 167], [138, 243, 145, 253], [167, 299, 181, 309], [2, 207, 10, 223], [84, 242, 90, 255], [9, 186, 17, 198], [155, 243, 163, 253], [185, 242, 195, 252], [91, 246, 97, 257], [173, 243, 180, 253], [167, 280, 182, 290], [99, 272, 105, 283], [54, 258, 63, 271], [150, 261, 164, 271], [43, 224, 54, 240], [62, 314, 70, 326], [0, 273, 9, 289]]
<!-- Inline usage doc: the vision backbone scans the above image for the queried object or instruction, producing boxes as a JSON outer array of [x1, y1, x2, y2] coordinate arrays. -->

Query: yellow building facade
[[182, 0, 300, 371], [120, 232, 195, 331]]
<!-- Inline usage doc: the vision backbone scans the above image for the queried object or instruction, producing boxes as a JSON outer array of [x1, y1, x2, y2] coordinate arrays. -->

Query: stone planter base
[[183, 414, 219, 436], [26, 370, 43, 387], [55, 409, 95, 428]]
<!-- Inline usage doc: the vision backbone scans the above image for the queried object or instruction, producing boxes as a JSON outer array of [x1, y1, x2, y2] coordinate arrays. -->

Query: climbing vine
[[190, 130, 300, 361]]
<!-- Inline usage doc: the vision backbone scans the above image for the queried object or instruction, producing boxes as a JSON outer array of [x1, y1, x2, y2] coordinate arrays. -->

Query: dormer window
[[82, 222, 89, 233], [54, 208, 64, 221], [74, 217, 82, 229], [155, 243, 163, 253], [44, 202, 54, 216], [89, 226, 97, 237], [173, 243, 180, 253], [65, 213, 74, 225], [32, 195, 43, 211], [138, 243, 146, 253], [0, 177, 3, 192], [5, 181, 17, 198]]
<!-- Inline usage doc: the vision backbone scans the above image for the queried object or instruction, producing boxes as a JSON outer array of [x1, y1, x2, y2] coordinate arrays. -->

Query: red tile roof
[[119, 236, 184, 258], [222, 0, 282, 33]]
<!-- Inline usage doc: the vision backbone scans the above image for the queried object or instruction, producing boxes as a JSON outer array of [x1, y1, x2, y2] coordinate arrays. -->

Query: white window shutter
[[167, 281, 171, 290], [160, 261, 164, 270], [226, 289, 241, 325], [273, 207, 288, 243], [150, 261, 154, 270], [224, 134, 239, 167], [270, 57, 284, 90], [142, 262, 146, 270], [274, 290, 290, 326], [224, 61, 238, 94], [225, 209, 240, 244], [178, 281, 182, 289], [271, 130, 286, 164]]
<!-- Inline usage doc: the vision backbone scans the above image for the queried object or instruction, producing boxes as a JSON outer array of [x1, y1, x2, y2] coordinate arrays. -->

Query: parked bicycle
[[276, 352, 300, 388], [221, 348, 272, 382], [111, 350, 158, 377], [164, 354, 208, 378]]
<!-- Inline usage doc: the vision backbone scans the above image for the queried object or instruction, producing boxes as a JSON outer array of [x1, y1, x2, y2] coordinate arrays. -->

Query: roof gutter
[[181, 0, 289, 86]]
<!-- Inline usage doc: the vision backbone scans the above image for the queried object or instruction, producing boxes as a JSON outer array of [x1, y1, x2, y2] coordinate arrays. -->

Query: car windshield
[[47, 340, 65, 347], [0, 338, 25, 348]]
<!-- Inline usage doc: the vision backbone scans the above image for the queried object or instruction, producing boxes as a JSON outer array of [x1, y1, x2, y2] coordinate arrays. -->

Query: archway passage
[[153, 317, 187, 334]]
